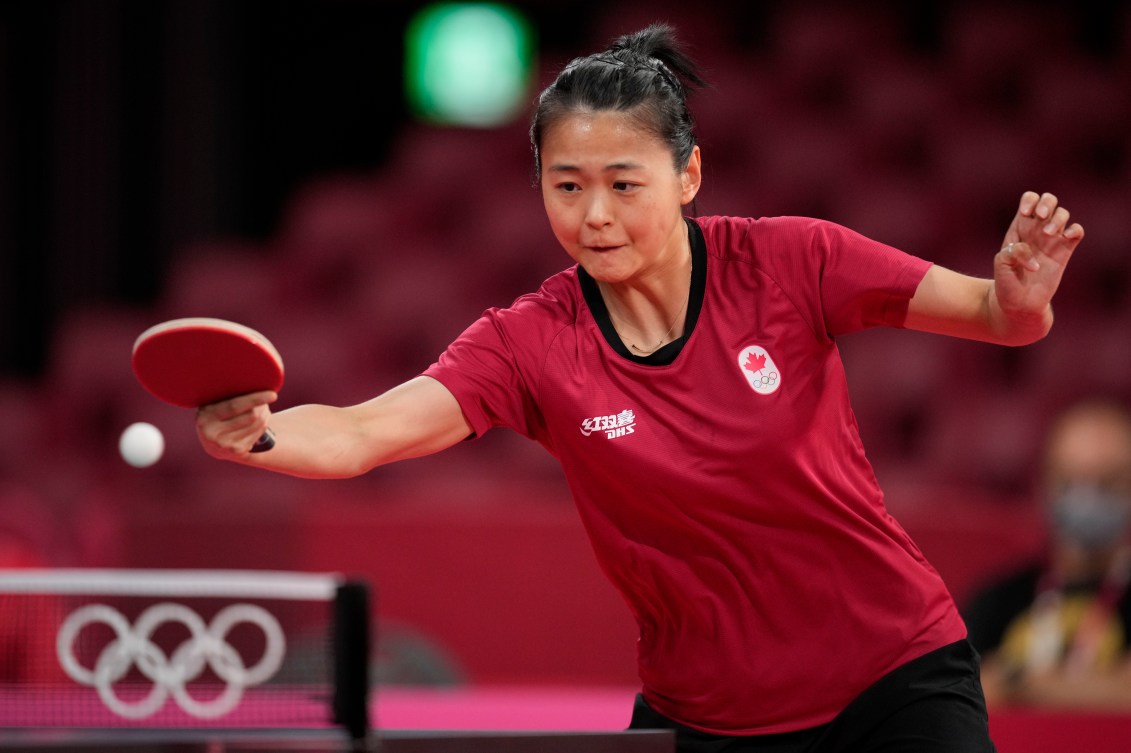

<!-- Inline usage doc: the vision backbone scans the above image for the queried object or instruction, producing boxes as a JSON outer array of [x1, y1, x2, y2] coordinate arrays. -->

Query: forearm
[[906, 266, 1053, 346], [239, 403, 379, 479], [197, 376, 473, 478]]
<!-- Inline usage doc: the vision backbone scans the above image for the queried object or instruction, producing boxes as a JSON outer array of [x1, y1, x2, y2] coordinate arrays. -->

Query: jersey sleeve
[[422, 307, 546, 441], [810, 219, 933, 336], [701, 216, 932, 339]]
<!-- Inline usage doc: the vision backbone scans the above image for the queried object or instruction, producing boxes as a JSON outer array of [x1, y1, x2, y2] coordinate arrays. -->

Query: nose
[[583, 191, 613, 229]]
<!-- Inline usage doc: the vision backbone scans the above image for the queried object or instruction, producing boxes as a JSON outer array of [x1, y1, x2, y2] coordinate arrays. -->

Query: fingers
[[1039, 205, 1071, 237], [1018, 191, 1058, 221], [206, 390, 277, 420], [196, 391, 277, 458], [1000, 241, 1040, 273], [1018, 191, 1041, 217], [1014, 191, 1084, 250]]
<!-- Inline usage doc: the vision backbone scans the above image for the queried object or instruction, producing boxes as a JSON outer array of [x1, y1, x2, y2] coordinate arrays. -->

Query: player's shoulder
[[487, 266, 583, 333], [513, 266, 581, 312], [694, 215, 845, 261]]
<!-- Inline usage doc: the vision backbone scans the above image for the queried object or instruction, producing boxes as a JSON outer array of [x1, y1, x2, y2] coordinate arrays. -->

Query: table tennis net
[[0, 569, 370, 738]]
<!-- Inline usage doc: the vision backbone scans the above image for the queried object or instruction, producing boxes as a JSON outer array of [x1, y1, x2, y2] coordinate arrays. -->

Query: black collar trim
[[578, 217, 707, 366]]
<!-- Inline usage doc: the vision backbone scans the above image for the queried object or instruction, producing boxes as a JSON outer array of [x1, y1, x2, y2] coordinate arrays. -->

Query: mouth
[[584, 243, 625, 254]]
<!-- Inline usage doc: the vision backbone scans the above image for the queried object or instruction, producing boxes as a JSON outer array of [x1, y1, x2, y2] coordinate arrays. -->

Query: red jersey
[[423, 215, 966, 734]]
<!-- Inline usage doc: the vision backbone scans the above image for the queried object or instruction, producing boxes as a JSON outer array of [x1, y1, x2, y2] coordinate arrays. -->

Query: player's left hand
[[994, 191, 1084, 320]]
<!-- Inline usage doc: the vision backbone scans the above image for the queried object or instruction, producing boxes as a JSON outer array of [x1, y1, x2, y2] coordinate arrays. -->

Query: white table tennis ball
[[119, 422, 165, 468]]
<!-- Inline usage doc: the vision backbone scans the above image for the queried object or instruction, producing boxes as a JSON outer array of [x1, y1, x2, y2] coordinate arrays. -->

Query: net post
[[332, 579, 373, 748]]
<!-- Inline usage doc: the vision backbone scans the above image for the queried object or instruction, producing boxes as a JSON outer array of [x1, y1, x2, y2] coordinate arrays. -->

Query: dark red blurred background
[[1, 0, 1129, 690]]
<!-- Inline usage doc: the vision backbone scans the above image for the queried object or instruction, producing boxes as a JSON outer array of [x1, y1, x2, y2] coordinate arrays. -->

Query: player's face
[[539, 110, 701, 285]]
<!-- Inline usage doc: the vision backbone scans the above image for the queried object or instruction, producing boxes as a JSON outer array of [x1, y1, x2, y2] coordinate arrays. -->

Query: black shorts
[[628, 639, 996, 753]]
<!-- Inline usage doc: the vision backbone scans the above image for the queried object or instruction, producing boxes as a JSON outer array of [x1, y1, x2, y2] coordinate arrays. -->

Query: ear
[[680, 145, 702, 206]]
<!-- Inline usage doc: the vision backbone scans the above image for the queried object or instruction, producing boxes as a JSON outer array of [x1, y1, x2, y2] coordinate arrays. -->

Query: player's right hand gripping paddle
[[131, 317, 284, 452]]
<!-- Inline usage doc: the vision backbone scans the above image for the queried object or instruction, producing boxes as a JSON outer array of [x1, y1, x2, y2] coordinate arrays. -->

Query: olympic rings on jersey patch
[[752, 372, 779, 387], [736, 344, 783, 396], [56, 602, 286, 719]]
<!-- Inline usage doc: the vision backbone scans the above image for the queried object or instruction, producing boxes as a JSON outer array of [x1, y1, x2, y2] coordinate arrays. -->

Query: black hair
[[530, 23, 707, 181]]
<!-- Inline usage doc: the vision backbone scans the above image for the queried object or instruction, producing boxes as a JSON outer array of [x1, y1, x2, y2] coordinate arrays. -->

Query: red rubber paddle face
[[132, 318, 284, 409]]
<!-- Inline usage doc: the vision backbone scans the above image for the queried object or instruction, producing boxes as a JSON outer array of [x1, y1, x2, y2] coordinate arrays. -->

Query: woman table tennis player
[[197, 25, 1083, 752]]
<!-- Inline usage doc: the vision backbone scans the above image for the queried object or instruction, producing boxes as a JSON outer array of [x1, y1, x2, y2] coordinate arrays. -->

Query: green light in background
[[405, 3, 535, 128]]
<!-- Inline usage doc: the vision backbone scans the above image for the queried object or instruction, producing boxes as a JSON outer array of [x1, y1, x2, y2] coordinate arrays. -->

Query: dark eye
[[613, 181, 635, 192], [557, 182, 580, 193]]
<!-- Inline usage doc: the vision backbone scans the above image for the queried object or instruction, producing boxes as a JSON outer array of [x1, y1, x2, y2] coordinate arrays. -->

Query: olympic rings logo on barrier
[[56, 602, 286, 719]]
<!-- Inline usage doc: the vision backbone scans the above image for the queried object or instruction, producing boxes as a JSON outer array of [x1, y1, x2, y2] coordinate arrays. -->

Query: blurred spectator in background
[[964, 398, 1131, 709]]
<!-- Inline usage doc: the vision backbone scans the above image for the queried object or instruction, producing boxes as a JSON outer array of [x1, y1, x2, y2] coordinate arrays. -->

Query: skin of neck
[[598, 219, 693, 347]]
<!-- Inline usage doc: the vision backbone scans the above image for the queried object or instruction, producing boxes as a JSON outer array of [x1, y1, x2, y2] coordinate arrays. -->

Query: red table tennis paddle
[[132, 317, 284, 452]]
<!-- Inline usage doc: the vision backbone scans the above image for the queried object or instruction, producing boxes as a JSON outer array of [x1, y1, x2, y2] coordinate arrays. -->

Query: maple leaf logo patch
[[737, 345, 781, 395], [743, 351, 767, 374]]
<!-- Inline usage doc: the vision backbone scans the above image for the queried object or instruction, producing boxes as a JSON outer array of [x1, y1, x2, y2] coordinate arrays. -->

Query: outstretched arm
[[195, 375, 473, 479], [905, 191, 1084, 345]]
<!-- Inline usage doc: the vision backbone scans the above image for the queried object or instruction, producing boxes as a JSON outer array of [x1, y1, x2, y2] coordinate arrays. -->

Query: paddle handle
[[250, 428, 276, 453]]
